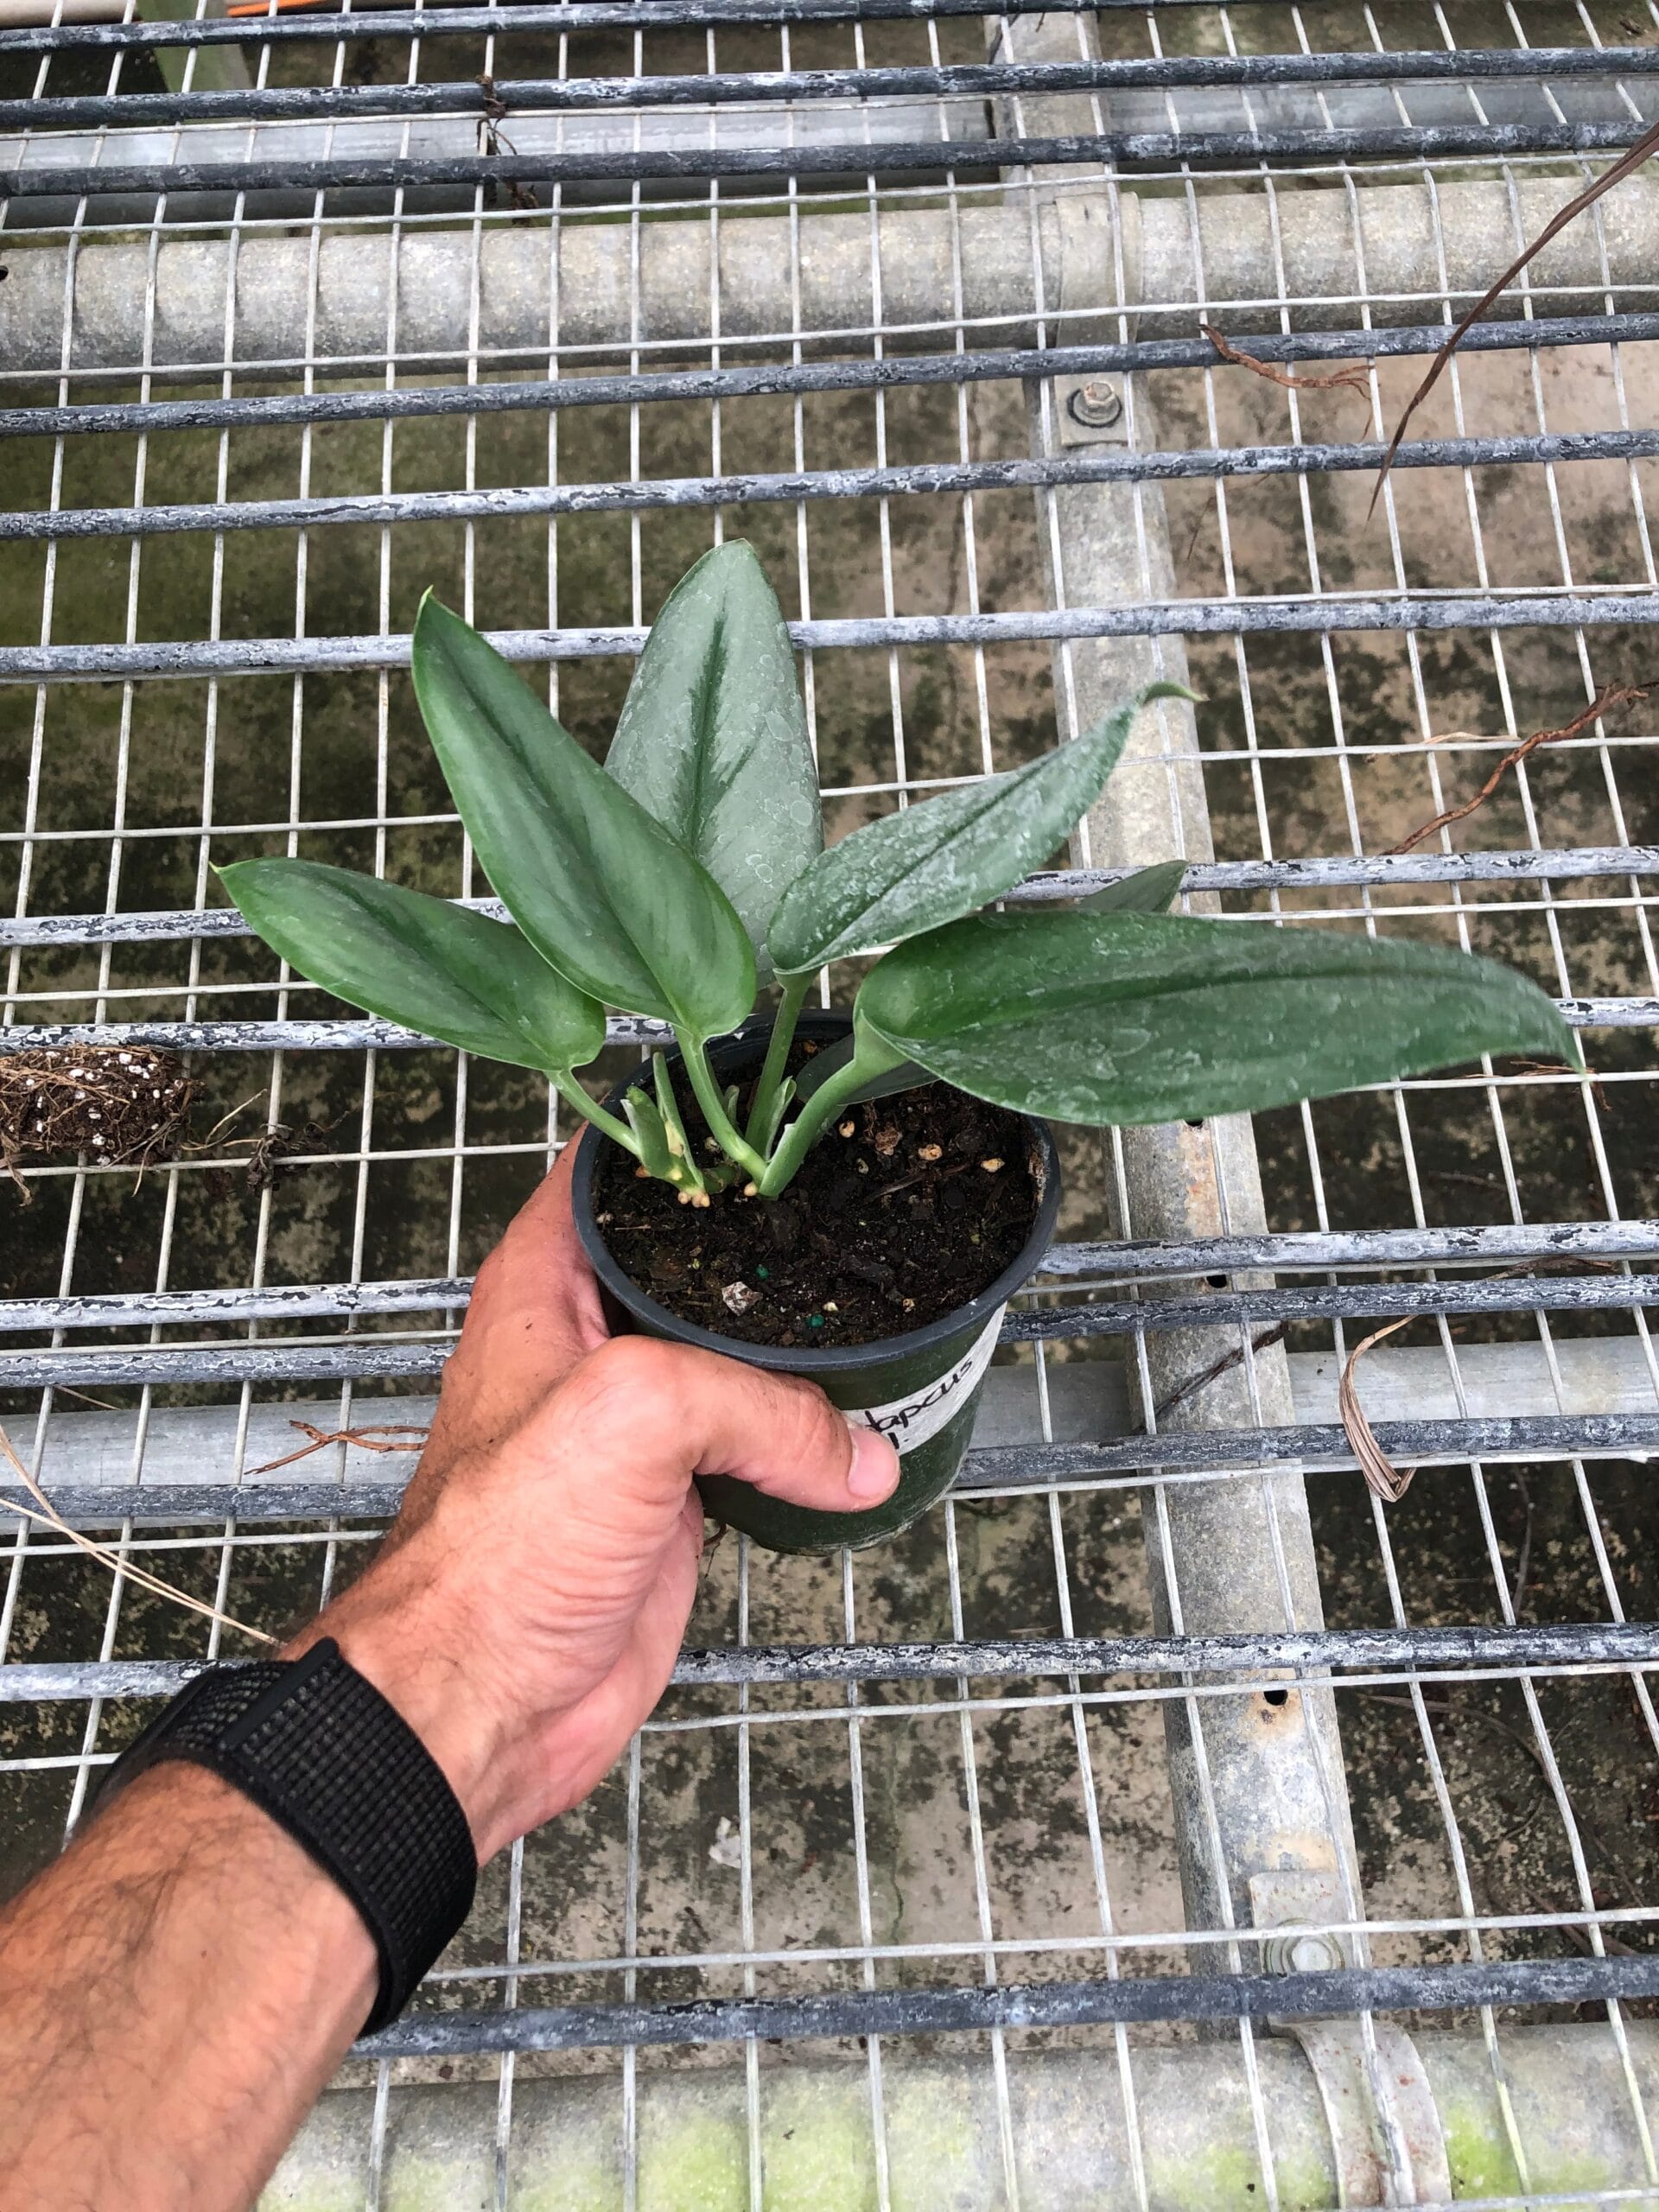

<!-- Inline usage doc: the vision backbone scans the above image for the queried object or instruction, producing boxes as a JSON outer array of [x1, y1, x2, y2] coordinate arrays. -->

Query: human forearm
[[0, 1140, 899, 2212], [0, 1762, 376, 2212]]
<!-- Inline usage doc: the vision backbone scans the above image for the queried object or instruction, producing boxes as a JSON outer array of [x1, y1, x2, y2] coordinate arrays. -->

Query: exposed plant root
[[1387, 683, 1649, 856], [0, 1047, 197, 1201], [1200, 324, 1372, 403], [242, 1419, 429, 1478]]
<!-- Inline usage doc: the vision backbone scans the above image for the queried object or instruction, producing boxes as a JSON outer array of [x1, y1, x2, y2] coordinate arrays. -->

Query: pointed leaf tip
[[855, 910, 1573, 1128], [767, 682, 1175, 975], [606, 540, 820, 980], [410, 594, 755, 1036], [219, 858, 605, 1073]]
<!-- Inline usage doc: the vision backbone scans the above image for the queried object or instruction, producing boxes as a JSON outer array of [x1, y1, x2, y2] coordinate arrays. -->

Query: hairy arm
[[0, 1138, 899, 2212], [0, 1767, 377, 2212]]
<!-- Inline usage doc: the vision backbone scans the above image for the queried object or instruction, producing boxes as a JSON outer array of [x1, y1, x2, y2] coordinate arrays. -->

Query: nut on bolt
[[1262, 1928, 1346, 1975], [1066, 378, 1124, 429]]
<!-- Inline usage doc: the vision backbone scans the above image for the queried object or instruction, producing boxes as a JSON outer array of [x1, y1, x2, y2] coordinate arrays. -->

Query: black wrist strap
[[96, 1638, 477, 2033]]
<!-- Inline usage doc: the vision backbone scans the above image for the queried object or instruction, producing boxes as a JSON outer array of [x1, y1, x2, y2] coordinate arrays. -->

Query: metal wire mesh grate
[[4, 0, 1659, 2202]]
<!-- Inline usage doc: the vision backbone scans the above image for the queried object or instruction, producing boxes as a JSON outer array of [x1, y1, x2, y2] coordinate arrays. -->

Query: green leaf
[[623, 1084, 677, 1182], [792, 1032, 934, 1108], [1077, 859, 1187, 914], [652, 1050, 701, 1176], [753, 1074, 796, 1154], [767, 682, 1195, 976], [606, 542, 821, 979], [217, 858, 604, 1073], [410, 594, 755, 1037], [856, 910, 1577, 1126]]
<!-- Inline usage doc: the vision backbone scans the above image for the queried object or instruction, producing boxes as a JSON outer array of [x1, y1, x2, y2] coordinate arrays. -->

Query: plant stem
[[550, 1068, 640, 1157], [743, 970, 810, 1147], [677, 1031, 770, 1185], [756, 1033, 905, 1198]]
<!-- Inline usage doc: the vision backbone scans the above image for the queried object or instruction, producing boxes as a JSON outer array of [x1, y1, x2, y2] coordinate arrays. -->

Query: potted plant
[[219, 542, 1575, 1552]]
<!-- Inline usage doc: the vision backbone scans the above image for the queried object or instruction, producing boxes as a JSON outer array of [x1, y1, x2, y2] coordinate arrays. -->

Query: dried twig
[[1200, 324, 1372, 403], [1370, 119, 1659, 516], [182, 1089, 268, 1154], [1338, 1316, 1419, 1502], [243, 1419, 429, 1478], [476, 74, 537, 211], [1388, 682, 1649, 855], [1153, 1323, 1291, 1423], [0, 1421, 277, 1647], [1510, 1471, 1535, 1618]]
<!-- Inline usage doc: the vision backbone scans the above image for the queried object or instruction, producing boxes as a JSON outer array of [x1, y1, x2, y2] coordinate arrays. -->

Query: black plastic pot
[[570, 1013, 1062, 1554]]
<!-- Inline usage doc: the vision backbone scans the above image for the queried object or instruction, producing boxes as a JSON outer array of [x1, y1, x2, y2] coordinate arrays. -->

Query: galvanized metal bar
[[4, 1274, 1655, 1374], [1042, 1219, 1659, 1278], [9, 118, 1659, 204], [9, 1410, 1659, 1531], [0, 1014, 671, 1051], [17, 47, 1659, 135], [9, 314, 1656, 443], [0, 101, 999, 229], [6, 594, 1658, 685], [0, 1344, 451, 1386], [0, 0, 1249, 56], [7, 848, 1655, 951], [11, 425, 1657, 545], [0, 993, 1633, 1058], [6, 1265, 1653, 1338], [3, 1218, 1650, 1330], [952, 1414, 1659, 1488], [0, 1278, 473, 1330], [352, 1955, 1659, 2056], [3, 1623, 1655, 1707]]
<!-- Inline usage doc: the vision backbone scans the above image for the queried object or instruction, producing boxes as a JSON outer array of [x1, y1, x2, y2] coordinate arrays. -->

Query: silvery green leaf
[[217, 859, 604, 1073], [856, 910, 1577, 1125], [767, 683, 1194, 975], [607, 542, 821, 979], [1077, 859, 1187, 914], [411, 594, 755, 1038]]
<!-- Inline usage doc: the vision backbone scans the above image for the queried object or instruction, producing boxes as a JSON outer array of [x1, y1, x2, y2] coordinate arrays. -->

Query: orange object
[[226, 0, 339, 17]]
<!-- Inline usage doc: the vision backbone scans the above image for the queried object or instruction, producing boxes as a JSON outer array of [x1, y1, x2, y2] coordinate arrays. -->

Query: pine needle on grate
[[0, 1421, 278, 1649]]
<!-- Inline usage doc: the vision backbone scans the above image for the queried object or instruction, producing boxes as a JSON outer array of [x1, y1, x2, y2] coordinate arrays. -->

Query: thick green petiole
[[652, 1052, 710, 1199], [743, 970, 811, 1147], [550, 1068, 641, 1157], [755, 1027, 907, 1198], [677, 1031, 771, 1186]]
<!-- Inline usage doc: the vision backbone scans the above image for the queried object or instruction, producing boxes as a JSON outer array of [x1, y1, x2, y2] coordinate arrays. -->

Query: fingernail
[[845, 1422, 900, 1502]]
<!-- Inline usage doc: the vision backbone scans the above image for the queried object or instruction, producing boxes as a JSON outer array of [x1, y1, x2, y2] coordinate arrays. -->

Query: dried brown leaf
[[1338, 1257, 1619, 1501], [1338, 1316, 1418, 1503]]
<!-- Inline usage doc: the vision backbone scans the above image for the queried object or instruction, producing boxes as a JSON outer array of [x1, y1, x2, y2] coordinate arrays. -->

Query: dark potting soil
[[591, 1044, 1039, 1348]]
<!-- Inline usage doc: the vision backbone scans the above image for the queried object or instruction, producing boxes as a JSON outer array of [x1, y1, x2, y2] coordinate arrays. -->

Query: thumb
[[575, 1338, 901, 1515]]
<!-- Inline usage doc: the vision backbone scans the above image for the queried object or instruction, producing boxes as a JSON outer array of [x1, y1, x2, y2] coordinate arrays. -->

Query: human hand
[[290, 1135, 900, 1862]]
